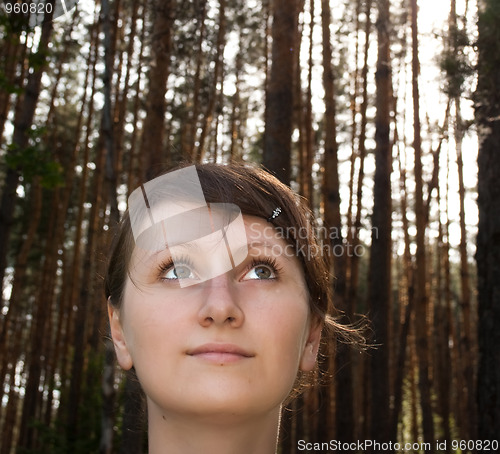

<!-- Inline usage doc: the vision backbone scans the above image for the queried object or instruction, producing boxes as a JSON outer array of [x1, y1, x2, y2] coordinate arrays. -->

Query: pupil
[[255, 266, 271, 279]]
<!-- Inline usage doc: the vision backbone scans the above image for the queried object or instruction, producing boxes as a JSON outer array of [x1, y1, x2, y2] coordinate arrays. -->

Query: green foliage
[[247, 131, 264, 163], [440, 25, 474, 99], [28, 48, 50, 70], [0, 70, 23, 95], [476, 0, 500, 95], [5, 127, 64, 189]]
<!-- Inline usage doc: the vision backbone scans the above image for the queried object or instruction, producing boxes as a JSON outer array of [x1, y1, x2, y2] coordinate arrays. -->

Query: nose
[[197, 274, 244, 328]]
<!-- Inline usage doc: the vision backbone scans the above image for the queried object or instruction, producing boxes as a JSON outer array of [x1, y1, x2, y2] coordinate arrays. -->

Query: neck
[[147, 401, 281, 454]]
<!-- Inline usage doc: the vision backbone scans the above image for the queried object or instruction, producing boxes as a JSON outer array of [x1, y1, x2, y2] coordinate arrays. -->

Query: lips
[[187, 343, 254, 363]]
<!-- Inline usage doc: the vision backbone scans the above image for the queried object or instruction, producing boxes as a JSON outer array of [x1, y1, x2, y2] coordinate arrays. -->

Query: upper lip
[[187, 343, 254, 357]]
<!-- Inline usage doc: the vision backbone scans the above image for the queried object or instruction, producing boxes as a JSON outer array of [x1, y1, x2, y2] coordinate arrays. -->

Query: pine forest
[[0, 0, 499, 453]]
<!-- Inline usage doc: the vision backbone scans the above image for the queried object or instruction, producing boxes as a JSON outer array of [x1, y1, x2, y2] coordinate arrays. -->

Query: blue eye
[[242, 258, 280, 281], [163, 264, 195, 280], [159, 258, 197, 281]]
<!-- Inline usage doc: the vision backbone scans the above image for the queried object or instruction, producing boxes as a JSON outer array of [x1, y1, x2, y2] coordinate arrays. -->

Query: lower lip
[[190, 352, 250, 364]]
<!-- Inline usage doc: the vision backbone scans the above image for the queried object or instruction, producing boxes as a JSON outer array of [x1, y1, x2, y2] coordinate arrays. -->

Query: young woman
[[105, 162, 346, 454]]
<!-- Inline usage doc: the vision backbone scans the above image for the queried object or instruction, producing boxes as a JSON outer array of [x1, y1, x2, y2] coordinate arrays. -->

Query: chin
[[182, 398, 283, 425], [149, 387, 286, 423]]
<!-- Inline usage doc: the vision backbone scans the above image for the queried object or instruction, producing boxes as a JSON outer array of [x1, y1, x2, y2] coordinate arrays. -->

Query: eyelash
[[243, 257, 282, 281], [156, 256, 282, 281], [157, 255, 194, 281]]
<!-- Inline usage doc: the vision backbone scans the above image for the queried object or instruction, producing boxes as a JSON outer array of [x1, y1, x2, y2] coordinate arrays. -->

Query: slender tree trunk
[[368, 0, 392, 446], [229, 44, 243, 161], [0, 25, 23, 148], [300, 0, 314, 204], [113, 0, 140, 177], [435, 172, 452, 451], [126, 3, 148, 196], [346, 0, 362, 264], [347, 0, 372, 311], [263, 0, 299, 184], [211, 84, 224, 163], [138, 0, 175, 179], [475, 0, 500, 441], [196, 0, 227, 163], [100, 1, 118, 451], [447, 0, 476, 440], [390, 136, 415, 441], [410, 0, 435, 447], [294, 8, 305, 197], [320, 0, 353, 443], [183, 0, 208, 159]]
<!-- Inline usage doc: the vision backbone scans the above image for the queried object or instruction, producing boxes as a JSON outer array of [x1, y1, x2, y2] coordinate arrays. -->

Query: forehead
[[132, 201, 245, 253], [128, 213, 301, 271]]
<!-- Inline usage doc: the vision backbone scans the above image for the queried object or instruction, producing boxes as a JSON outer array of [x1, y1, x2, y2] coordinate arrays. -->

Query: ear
[[299, 317, 322, 372], [108, 300, 133, 370]]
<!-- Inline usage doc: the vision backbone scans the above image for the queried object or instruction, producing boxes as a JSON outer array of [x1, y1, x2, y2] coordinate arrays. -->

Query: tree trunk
[[448, 0, 476, 440], [347, 0, 372, 317], [126, 2, 148, 195], [320, 0, 353, 442], [475, 0, 500, 441], [196, 0, 227, 163], [368, 0, 393, 445], [410, 0, 435, 447], [183, 0, 208, 159], [138, 0, 175, 179], [263, 0, 299, 185], [100, 0, 119, 451], [229, 43, 243, 161], [113, 0, 140, 178], [300, 0, 314, 204], [0, 23, 23, 149]]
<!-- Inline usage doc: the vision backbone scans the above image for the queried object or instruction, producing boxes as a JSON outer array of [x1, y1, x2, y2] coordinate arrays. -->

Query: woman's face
[[109, 215, 321, 421]]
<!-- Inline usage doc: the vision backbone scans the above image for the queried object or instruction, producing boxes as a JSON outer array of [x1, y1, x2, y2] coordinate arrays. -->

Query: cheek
[[259, 302, 310, 402], [120, 286, 184, 364], [259, 293, 310, 363]]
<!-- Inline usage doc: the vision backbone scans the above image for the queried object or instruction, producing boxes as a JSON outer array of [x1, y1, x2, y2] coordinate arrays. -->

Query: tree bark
[[347, 0, 372, 314], [475, 0, 500, 441], [368, 0, 393, 445], [263, 0, 299, 184], [195, 0, 227, 163], [410, 0, 435, 447], [138, 0, 175, 180], [320, 0, 353, 442], [300, 0, 314, 204]]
